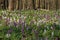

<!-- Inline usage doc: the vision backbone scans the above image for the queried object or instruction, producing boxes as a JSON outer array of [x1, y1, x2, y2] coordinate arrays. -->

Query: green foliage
[[0, 10, 60, 40]]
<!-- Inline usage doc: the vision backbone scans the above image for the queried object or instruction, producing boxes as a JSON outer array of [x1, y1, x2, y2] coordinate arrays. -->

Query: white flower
[[17, 19, 19, 22], [21, 15, 24, 19], [10, 13, 12, 15], [2, 11, 6, 14], [44, 29, 46, 33], [2, 16, 7, 19], [38, 18, 47, 23], [0, 24, 2, 26], [51, 26, 53, 29], [34, 21, 36, 24], [42, 18, 46, 22], [8, 22, 14, 27], [43, 29, 46, 34], [22, 20, 24, 23], [38, 20, 42, 23], [10, 18, 13, 22], [24, 16, 27, 19], [52, 32, 54, 36], [2, 11, 4, 13], [37, 22, 39, 26], [55, 22, 59, 25], [47, 26, 49, 29], [13, 17, 16, 21], [5, 34, 11, 38]]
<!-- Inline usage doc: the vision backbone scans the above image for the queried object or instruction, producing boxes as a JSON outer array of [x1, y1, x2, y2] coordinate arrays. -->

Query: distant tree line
[[0, 0, 60, 10]]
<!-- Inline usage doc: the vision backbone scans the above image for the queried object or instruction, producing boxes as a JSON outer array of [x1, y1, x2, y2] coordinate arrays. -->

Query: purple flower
[[6, 17, 10, 22], [13, 21, 17, 27], [21, 27, 24, 33], [22, 21, 25, 27], [56, 15, 60, 19], [45, 14, 51, 20], [34, 30, 39, 40], [26, 25, 30, 30], [5, 17, 10, 26], [0, 16, 2, 20], [7, 28, 13, 34], [51, 23, 56, 30], [21, 26, 25, 37], [21, 21, 26, 36], [30, 20, 34, 25], [18, 18, 22, 24], [34, 30, 38, 34]]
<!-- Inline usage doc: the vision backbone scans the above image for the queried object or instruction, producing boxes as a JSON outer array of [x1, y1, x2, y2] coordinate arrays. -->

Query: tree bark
[[8, 0, 14, 10], [16, 0, 18, 10], [35, 0, 40, 9], [27, 0, 33, 9]]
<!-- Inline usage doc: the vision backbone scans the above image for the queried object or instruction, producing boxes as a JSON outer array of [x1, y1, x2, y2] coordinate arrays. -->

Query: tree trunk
[[49, 0, 56, 10], [8, 0, 14, 10], [0, 0, 4, 9], [35, 0, 40, 9], [58, 0, 60, 9], [22, 0, 26, 10], [18, 0, 22, 10], [27, 0, 33, 9], [16, 0, 18, 10], [4, 0, 8, 9]]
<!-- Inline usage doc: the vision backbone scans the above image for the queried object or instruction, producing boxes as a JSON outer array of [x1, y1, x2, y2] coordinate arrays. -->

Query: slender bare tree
[[8, 0, 14, 10], [22, 0, 26, 10], [27, 0, 33, 9], [16, 0, 18, 10]]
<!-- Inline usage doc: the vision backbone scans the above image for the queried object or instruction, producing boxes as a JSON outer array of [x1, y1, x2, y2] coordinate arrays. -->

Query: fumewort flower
[[3, 13, 6, 17], [2, 16, 7, 19], [17, 13, 21, 17], [34, 30, 39, 39], [26, 26, 29, 31], [55, 21, 59, 25], [10, 18, 13, 22], [6, 27, 12, 38], [51, 26, 53, 30], [51, 23, 56, 30], [5, 34, 11, 38], [0, 24, 2, 26], [13, 21, 17, 27], [18, 18, 23, 24], [21, 20, 26, 27], [7, 28, 13, 34], [30, 20, 34, 25], [34, 30, 38, 34], [37, 18, 47, 26], [21, 27, 25, 37], [13, 17, 16, 21], [26, 25, 30, 31], [5, 17, 10, 26], [21, 21, 26, 36], [44, 29, 46, 33], [45, 14, 51, 20], [0, 16, 2, 20], [2, 11, 7, 15], [24, 16, 27, 20], [21, 15, 24, 19], [51, 31, 54, 36]]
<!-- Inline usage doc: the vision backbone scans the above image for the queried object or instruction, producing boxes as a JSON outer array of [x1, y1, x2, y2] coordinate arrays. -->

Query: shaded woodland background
[[0, 0, 60, 10]]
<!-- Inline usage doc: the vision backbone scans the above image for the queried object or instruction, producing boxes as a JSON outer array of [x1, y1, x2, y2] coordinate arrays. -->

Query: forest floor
[[0, 10, 60, 40]]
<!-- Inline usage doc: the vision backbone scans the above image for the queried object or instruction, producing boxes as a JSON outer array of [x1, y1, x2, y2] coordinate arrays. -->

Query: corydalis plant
[[13, 21, 18, 27], [5, 17, 10, 26], [7, 28, 13, 34]]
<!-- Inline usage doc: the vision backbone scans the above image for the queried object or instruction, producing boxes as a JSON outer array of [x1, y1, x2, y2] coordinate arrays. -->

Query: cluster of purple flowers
[[0, 10, 60, 40]]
